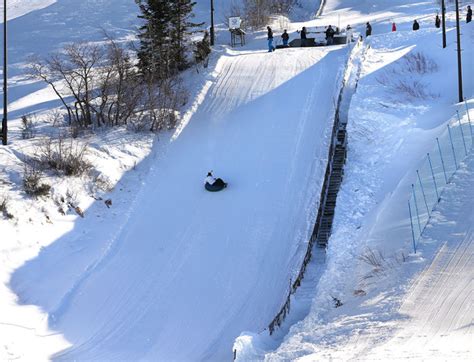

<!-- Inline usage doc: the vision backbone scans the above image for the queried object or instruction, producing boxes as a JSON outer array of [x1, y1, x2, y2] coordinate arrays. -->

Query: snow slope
[[252, 2, 474, 360], [0, 1, 56, 22], [365, 157, 473, 360], [10, 13, 349, 362]]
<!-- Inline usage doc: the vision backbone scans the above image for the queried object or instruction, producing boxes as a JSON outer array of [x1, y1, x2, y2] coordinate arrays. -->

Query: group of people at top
[[266, 25, 343, 51], [267, 5, 472, 52], [369, 5, 472, 37]]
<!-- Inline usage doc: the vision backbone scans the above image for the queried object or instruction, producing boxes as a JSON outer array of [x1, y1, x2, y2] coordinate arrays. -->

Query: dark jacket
[[267, 28, 273, 39], [282, 32, 289, 41], [366, 23, 372, 36], [300, 28, 307, 39], [413, 21, 420, 31], [435, 15, 441, 28], [325, 26, 335, 39], [468, 7, 472, 23]]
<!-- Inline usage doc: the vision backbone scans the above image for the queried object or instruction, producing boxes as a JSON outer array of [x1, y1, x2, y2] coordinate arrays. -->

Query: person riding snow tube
[[204, 172, 227, 192]]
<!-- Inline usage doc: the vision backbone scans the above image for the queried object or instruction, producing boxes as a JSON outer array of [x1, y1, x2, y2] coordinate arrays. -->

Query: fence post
[[447, 124, 458, 169], [412, 184, 422, 236], [436, 138, 448, 184], [416, 170, 430, 215], [464, 98, 473, 138], [408, 200, 417, 254], [427, 153, 440, 202], [456, 111, 468, 155]]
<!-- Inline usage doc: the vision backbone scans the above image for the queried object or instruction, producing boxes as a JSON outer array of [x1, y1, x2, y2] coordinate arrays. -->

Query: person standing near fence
[[366, 22, 372, 37], [467, 6, 472, 23], [281, 29, 289, 46], [267, 26, 275, 52]]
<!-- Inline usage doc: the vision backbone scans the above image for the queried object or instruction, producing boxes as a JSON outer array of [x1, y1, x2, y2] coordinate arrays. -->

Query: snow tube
[[205, 179, 227, 192]]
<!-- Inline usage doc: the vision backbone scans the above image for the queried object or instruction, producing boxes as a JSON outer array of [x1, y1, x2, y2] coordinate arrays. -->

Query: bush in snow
[[20, 115, 36, 140], [23, 162, 51, 197], [358, 248, 407, 286], [194, 31, 211, 69], [402, 52, 438, 74], [0, 195, 14, 219], [376, 52, 439, 100], [38, 136, 92, 177], [30, 35, 187, 133]]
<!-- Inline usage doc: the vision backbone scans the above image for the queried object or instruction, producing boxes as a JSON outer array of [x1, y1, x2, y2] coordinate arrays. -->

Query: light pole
[[441, 0, 446, 48], [1, 0, 7, 145], [210, 0, 215, 46], [455, 0, 463, 102]]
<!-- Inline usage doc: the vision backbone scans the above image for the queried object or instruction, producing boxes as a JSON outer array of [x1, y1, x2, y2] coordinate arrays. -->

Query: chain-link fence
[[408, 101, 473, 252]]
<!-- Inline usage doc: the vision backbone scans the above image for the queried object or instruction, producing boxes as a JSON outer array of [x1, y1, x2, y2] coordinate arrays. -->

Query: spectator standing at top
[[300, 26, 307, 47], [366, 22, 372, 37], [281, 29, 289, 46], [267, 26, 275, 52], [413, 20, 420, 31], [325, 25, 335, 45], [346, 24, 353, 44], [435, 14, 441, 28], [467, 6, 472, 23], [392, 22, 397, 31]]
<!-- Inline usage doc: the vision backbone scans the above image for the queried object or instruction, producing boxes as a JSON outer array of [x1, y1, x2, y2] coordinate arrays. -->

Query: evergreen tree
[[135, 0, 202, 77], [136, 0, 172, 77], [169, 0, 203, 71]]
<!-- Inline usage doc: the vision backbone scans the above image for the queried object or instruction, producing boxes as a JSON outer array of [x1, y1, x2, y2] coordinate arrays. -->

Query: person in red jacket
[[392, 22, 397, 32]]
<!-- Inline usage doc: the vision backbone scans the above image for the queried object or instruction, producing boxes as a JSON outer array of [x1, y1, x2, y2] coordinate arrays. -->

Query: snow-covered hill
[[1, 0, 472, 361]]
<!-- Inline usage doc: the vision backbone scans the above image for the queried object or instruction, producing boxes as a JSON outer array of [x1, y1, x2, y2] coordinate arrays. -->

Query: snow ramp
[[12, 46, 348, 360]]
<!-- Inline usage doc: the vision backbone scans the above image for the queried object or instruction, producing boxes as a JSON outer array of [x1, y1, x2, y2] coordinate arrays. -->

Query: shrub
[[20, 115, 36, 139], [39, 136, 92, 176], [0, 196, 14, 219], [23, 163, 51, 197]]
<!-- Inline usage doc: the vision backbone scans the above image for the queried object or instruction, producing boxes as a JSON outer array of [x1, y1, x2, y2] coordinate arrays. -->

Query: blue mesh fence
[[408, 101, 473, 252]]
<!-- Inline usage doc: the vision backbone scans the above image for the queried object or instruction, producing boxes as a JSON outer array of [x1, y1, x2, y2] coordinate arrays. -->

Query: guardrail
[[408, 100, 473, 253]]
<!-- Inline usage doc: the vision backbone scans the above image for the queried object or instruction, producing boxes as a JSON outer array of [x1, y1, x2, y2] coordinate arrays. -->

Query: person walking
[[467, 5, 472, 23], [325, 25, 335, 45], [413, 19, 420, 31], [366, 22, 372, 37], [281, 29, 289, 46], [267, 26, 275, 52], [392, 22, 397, 32], [435, 14, 441, 28]]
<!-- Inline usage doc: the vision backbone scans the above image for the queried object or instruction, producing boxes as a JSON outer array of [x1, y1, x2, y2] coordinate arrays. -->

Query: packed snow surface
[[6, 1, 350, 359]]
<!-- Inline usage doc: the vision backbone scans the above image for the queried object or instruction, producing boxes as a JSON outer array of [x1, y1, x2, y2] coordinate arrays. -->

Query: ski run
[[0, 0, 472, 361]]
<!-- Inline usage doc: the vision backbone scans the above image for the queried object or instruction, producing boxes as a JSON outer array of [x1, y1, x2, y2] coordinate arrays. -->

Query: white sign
[[229, 17, 242, 30]]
